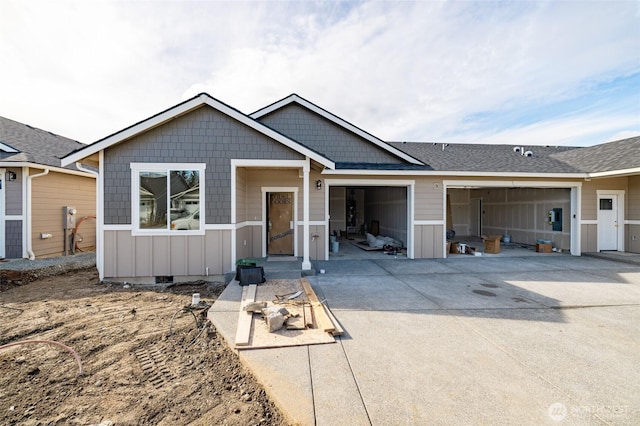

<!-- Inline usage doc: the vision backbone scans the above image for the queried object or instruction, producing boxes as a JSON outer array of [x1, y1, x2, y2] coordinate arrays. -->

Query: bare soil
[[0, 269, 288, 425]]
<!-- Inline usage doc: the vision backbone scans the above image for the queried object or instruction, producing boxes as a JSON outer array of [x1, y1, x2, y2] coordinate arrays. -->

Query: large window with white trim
[[131, 163, 205, 234]]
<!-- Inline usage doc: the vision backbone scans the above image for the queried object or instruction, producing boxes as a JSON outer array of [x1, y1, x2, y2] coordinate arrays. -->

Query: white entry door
[[598, 195, 618, 251]]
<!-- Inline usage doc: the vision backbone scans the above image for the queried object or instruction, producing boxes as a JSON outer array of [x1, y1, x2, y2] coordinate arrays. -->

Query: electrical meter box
[[63, 206, 77, 229]]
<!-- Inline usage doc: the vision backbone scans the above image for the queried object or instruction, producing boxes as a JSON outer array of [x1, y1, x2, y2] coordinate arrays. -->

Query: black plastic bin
[[236, 265, 265, 285]]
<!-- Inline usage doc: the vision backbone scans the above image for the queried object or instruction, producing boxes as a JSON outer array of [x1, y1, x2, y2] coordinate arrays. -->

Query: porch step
[[260, 257, 303, 280]]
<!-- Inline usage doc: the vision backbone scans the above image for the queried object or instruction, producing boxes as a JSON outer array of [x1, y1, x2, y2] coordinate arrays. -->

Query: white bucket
[[503, 234, 511, 244], [192, 293, 200, 306], [331, 241, 340, 253]]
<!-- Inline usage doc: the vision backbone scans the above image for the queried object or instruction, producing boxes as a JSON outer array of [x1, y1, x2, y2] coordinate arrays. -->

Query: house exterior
[[61, 93, 640, 283], [0, 116, 96, 259]]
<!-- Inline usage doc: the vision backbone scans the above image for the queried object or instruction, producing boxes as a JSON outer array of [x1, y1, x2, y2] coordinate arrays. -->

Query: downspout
[[26, 168, 49, 260], [75, 162, 100, 273]]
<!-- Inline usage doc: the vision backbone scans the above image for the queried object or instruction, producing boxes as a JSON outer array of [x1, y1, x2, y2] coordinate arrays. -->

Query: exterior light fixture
[[6, 171, 16, 181], [316, 180, 322, 190]]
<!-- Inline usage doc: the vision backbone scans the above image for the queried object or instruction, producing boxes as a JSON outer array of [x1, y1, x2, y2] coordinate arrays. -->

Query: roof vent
[[524, 150, 533, 157], [513, 146, 522, 153]]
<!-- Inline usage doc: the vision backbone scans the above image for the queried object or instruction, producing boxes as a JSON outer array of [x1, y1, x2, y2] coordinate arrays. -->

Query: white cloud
[[0, 0, 638, 146]]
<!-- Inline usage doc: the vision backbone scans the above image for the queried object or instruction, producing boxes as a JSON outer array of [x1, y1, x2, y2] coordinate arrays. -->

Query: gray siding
[[258, 103, 403, 164], [5, 220, 22, 258], [6, 168, 22, 215], [103, 105, 304, 225]]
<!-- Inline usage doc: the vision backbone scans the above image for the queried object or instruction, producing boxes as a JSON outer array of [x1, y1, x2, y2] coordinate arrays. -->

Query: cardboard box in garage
[[536, 243, 552, 253], [483, 235, 502, 254]]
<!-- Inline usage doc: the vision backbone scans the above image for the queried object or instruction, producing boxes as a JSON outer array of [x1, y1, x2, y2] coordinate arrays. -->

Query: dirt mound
[[0, 270, 287, 425]]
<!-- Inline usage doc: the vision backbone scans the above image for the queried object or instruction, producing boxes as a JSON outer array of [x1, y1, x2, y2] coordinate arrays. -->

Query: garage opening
[[445, 184, 577, 257], [327, 184, 410, 260]]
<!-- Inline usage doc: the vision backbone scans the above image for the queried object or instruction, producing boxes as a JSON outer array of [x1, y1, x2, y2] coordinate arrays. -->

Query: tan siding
[[104, 229, 232, 282], [449, 188, 470, 235], [414, 225, 444, 258], [628, 175, 640, 220], [309, 224, 326, 260], [581, 224, 598, 252], [415, 178, 444, 220], [244, 169, 302, 221], [309, 170, 325, 222], [581, 177, 628, 220], [627, 224, 640, 253], [31, 171, 96, 258]]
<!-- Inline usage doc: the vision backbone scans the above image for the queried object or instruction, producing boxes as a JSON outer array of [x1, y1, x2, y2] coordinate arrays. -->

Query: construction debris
[[243, 301, 267, 312]]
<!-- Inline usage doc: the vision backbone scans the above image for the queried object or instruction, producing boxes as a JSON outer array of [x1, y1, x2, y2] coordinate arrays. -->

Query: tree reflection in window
[[139, 169, 200, 230]]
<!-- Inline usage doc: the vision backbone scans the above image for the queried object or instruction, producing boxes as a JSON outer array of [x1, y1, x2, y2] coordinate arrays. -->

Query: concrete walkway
[[209, 255, 640, 425]]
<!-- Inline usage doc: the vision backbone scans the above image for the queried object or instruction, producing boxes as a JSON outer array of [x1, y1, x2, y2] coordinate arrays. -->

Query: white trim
[[597, 190, 625, 252], [0, 162, 95, 178], [22, 167, 27, 258], [262, 187, 299, 257], [104, 224, 132, 231], [571, 186, 581, 256], [322, 169, 588, 179], [250, 94, 423, 166], [581, 220, 598, 225], [323, 178, 415, 260], [307, 221, 326, 226], [302, 159, 311, 270], [130, 163, 206, 237], [231, 159, 308, 168], [588, 167, 640, 178], [62, 93, 335, 169], [414, 220, 445, 225], [626, 220, 640, 225], [103, 223, 244, 231], [26, 168, 50, 259], [0, 168, 5, 258], [98, 152, 105, 280], [236, 221, 262, 228], [5, 215, 23, 221], [443, 179, 583, 189]]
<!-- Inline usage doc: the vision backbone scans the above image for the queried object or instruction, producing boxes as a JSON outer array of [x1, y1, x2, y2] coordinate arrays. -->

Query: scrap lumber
[[321, 303, 345, 336], [303, 303, 313, 328], [285, 315, 305, 330], [300, 278, 335, 334], [235, 284, 257, 346]]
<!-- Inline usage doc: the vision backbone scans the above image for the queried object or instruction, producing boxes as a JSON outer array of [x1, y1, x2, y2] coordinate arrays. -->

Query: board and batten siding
[[103, 230, 232, 281], [31, 170, 96, 258], [581, 177, 628, 221]]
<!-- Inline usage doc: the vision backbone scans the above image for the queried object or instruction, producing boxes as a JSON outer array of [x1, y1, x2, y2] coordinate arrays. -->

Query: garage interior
[[328, 186, 408, 259], [447, 186, 572, 257]]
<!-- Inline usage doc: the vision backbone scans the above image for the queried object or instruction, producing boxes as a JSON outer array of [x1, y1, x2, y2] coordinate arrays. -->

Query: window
[[599, 198, 613, 210], [131, 163, 205, 234]]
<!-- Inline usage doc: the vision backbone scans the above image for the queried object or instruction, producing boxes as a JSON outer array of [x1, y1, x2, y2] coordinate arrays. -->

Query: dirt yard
[[0, 269, 287, 425]]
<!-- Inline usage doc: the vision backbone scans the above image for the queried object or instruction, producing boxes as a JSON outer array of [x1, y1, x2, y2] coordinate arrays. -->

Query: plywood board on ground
[[235, 279, 335, 350]]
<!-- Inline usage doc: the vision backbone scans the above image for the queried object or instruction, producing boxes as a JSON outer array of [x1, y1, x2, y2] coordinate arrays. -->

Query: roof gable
[[251, 94, 423, 166], [62, 93, 335, 169], [0, 115, 86, 169]]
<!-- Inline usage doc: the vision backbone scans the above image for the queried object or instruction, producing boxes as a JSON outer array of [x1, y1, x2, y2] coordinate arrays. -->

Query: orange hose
[[0, 339, 84, 376]]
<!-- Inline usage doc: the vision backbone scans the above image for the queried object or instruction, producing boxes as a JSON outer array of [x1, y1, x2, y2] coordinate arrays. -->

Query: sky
[[1, 0, 638, 147]]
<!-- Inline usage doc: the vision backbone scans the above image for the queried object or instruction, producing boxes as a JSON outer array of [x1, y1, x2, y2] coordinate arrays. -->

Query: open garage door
[[325, 180, 413, 260], [444, 180, 581, 257]]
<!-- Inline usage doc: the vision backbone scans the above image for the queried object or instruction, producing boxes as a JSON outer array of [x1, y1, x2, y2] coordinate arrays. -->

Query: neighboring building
[[61, 93, 639, 283], [0, 116, 96, 259]]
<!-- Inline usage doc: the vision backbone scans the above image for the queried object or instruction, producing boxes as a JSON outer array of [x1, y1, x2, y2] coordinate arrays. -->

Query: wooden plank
[[322, 303, 345, 336], [303, 303, 313, 328], [285, 315, 305, 330], [300, 278, 334, 333], [235, 284, 257, 346]]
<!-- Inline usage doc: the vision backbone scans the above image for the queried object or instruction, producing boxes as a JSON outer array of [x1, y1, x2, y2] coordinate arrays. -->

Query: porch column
[[302, 159, 311, 270]]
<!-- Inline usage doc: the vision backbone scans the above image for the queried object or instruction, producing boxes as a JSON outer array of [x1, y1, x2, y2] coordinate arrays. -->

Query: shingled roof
[[0, 116, 87, 169], [389, 136, 640, 175]]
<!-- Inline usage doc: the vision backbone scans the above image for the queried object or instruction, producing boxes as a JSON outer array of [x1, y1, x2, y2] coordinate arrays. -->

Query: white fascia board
[[0, 142, 19, 153], [587, 167, 640, 178], [321, 168, 588, 179], [443, 179, 583, 189], [62, 94, 334, 169], [0, 162, 96, 178], [231, 159, 309, 168], [251, 94, 423, 166]]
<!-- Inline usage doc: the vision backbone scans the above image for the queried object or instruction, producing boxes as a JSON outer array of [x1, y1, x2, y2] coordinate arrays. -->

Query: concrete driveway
[[209, 255, 640, 425]]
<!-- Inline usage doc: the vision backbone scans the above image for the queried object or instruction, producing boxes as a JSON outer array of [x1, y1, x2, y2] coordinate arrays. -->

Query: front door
[[598, 195, 618, 251], [267, 192, 294, 255]]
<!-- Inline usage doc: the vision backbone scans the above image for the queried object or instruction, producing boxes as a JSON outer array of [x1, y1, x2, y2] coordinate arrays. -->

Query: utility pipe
[[26, 168, 49, 260]]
